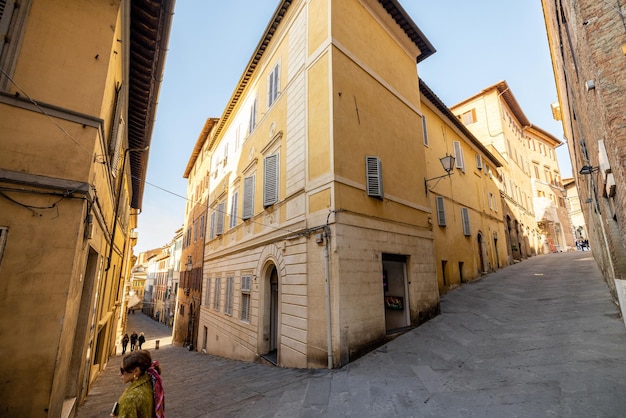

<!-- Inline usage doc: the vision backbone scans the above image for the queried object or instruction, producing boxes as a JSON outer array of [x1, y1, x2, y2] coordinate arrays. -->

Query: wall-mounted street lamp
[[425, 154, 455, 194], [579, 165, 598, 175]]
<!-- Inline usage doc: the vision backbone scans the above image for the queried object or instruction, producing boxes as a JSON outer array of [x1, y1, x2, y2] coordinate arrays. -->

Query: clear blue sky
[[135, 0, 570, 253]]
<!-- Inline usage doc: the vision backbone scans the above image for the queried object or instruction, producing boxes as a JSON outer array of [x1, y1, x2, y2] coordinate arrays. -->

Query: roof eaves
[[377, 0, 436, 63], [183, 117, 219, 178], [211, 0, 293, 143]]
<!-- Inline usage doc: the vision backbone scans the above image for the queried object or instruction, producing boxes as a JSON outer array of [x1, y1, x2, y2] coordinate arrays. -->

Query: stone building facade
[[542, 0, 626, 322]]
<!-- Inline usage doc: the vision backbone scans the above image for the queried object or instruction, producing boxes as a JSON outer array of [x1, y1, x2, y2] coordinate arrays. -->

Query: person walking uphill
[[112, 350, 164, 418], [138, 332, 145, 350], [130, 331, 138, 352]]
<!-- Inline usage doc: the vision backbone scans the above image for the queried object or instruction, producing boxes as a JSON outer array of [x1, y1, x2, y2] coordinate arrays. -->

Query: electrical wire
[[1, 65, 319, 238], [0, 67, 92, 156]]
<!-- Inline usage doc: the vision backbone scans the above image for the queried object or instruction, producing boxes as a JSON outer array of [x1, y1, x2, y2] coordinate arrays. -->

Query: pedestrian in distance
[[138, 332, 146, 350], [112, 350, 165, 417], [121, 333, 129, 354], [130, 331, 138, 352]]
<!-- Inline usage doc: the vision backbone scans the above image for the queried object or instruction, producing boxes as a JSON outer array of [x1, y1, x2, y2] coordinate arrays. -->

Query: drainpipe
[[105, 146, 148, 271], [323, 224, 333, 369]]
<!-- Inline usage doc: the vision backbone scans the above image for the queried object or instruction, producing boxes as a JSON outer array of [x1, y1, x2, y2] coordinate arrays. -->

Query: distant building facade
[[174, 118, 218, 347], [451, 81, 572, 261], [542, 0, 626, 322], [563, 178, 588, 242], [420, 80, 509, 293]]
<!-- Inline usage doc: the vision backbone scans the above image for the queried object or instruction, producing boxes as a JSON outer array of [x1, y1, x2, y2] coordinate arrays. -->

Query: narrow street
[[77, 251, 626, 417]]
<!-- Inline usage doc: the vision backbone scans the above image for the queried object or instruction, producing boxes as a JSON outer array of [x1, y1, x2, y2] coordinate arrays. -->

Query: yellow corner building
[[196, 0, 440, 369]]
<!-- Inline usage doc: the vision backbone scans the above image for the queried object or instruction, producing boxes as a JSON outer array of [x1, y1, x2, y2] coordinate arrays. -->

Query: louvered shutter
[[436, 196, 446, 226], [366, 156, 383, 199], [263, 154, 279, 207], [461, 207, 471, 236], [209, 211, 216, 239], [0, 0, 16, 57], [216, 202, 225, 235], [453, 141, 465, 172], [242, 176, 255, 220], [229, 191, 238, 228]]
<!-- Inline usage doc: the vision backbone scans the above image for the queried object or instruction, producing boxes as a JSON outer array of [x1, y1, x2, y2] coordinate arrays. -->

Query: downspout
[[105, 147, 147, 271], [324, 213, 333, 369]]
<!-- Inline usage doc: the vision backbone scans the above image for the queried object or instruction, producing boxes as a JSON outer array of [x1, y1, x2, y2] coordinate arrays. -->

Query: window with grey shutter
[[436, 196, 446, 226], [209, 210, 216, 239], [240, 275, 251, 322], [229, 190, 239, 228], [205, 278, 211, 306], [213, 278, 221, 311], [453, 141, 465, 172], [268, 62, 280, 107], [475, 154, 483, 170], [248, 97, 257, 134], [242, 176, 255, 220], [225, 277, 234, 315], [365, 156, 383, 199], [0, 0, 32, 91], [263, 154, 279, 207], [421, 115, 429, 146], [216, 202, 225, 235], [461, 207, 471, 236]]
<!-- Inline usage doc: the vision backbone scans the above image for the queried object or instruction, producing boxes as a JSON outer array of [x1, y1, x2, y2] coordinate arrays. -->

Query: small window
[[242, 176, 255, 220], [461, 207, 471, 236], [0, 227, 7, 265], [209, 211, 216, 239], [241, 275, 252, 322], [213, 278, 221, 311], [453, 141, 465, 172], [421, 115, 429, 146], [241, 275, 251, 292], [488, 192, 493, 210], [229, 190, 239, 228], [365, 156, 383, 199], [225, 277, 234, 315], [205, 278, 211, 306], [268, 62, 280, 107], [215, 202, 225, 235], [475, 154, 483, 170], [263, 154, 279, 207], [248, 97, 257, 135], [436, 196, 446, 226], [461, 108, 476, 125]]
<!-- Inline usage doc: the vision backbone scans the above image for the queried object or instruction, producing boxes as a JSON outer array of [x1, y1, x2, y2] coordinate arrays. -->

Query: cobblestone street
[[77, 252, 626, 417]]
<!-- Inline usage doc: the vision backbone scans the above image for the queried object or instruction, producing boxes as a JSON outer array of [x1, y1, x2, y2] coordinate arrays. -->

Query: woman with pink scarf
[[112, 350, 165, 417]]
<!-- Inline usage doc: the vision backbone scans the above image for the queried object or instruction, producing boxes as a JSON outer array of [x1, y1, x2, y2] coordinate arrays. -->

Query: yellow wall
[[0, 1, 140, 415], [421, 99, 508, 292]]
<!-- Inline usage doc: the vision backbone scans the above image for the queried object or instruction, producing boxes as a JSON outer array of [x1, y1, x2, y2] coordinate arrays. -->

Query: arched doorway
[[261, 264, 279, 364]]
